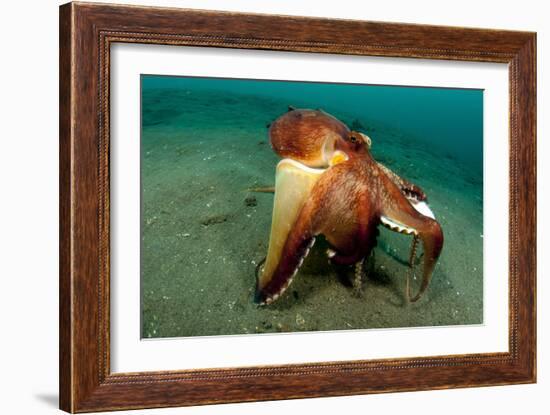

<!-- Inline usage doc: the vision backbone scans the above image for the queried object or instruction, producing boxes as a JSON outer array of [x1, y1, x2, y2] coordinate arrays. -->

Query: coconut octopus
[[255, 108, 444, 305]]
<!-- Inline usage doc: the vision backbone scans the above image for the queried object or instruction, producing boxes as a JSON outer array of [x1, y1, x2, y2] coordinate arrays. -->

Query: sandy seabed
[[140, 88, 483, 338]]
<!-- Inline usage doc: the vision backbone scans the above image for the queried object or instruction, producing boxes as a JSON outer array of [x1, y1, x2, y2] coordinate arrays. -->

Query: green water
[[140, 75, 483, 338]]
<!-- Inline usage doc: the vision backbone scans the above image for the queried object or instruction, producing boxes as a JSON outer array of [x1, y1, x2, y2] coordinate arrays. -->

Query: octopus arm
[[256, 159, 325, 304], [376, 162, 427, 202], [380, 190, 444, 302]]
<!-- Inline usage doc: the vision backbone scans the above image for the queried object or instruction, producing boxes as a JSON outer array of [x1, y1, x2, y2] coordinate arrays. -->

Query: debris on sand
[[295, 313, 306, 327], [244, 195, 257, 207], [200, 214, 230, 226]]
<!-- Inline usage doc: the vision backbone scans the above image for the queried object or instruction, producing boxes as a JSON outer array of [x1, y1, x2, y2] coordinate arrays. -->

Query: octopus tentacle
[[255, 232, 316, 305], [256, 197, 318, 304], [376, 162, 427, 202], [255, 159, 324, 304], [406, 235, 420, 303], [381, 197, 444, 302], [353, 259, 364, 297]]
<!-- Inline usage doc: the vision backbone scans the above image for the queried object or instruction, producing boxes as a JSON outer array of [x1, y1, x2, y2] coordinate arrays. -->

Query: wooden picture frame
[[59, 2, 536, 412]]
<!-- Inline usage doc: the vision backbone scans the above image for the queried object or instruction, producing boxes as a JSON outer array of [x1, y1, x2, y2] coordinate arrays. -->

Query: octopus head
[[269, 108, 351, 167]]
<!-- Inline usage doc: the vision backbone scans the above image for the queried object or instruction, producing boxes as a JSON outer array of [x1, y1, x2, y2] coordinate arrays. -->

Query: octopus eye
[[349, 134, 358, 143]]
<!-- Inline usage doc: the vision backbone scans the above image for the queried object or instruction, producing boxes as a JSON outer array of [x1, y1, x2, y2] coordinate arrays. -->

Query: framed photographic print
[[59, 2, 536, 412]]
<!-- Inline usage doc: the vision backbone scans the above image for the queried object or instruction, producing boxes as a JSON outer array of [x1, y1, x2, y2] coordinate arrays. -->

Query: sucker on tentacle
[[380, 216, 418, 235], [258, 237, 316, 306]]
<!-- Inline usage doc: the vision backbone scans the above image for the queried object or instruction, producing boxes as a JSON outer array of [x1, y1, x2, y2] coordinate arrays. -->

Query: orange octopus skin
[[269, 108, 349, 167], [269, 108, 427, 201], [256, 114, 444, 305]]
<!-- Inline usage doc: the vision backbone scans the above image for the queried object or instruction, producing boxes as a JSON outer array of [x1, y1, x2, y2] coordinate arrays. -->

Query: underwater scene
[[141, 75, 483, 338]]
